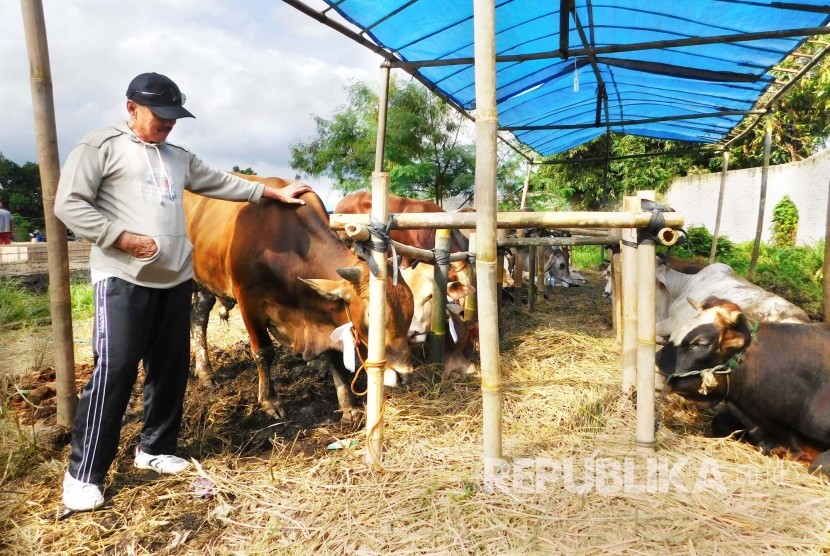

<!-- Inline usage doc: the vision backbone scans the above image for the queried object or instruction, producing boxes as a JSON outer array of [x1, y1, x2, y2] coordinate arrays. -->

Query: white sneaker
[[62, 472, 104, 511], [134, 448, 191, 474]]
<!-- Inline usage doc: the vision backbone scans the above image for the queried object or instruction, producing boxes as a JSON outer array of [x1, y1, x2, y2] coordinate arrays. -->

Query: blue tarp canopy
[[312, 0, 830, 156]]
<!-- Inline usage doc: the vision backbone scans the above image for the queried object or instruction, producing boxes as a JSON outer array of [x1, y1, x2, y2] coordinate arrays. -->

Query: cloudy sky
[[1, 0, 395, 209]]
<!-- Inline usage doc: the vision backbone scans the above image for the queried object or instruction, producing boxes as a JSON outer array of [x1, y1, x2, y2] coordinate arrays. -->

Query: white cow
[[655, 262, 810, 339], [400, 262, 477, 379]]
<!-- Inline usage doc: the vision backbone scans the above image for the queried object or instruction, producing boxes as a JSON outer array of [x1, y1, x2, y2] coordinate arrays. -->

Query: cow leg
[[711, 409, 748, 441], [190, 287, 217, 385], [236, 299, 286, 420], [250, 345, 285, 420], [324, 352, 363, 426]]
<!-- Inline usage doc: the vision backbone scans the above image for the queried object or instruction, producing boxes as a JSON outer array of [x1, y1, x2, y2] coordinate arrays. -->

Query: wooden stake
[[709, 150, 730, 264], [20, 0, 77, 427]]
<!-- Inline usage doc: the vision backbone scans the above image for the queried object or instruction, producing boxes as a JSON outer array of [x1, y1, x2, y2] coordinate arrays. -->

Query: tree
[[232, 166, 257, 175], [0, 152, 43, 223], [290, 78, 475, 205]]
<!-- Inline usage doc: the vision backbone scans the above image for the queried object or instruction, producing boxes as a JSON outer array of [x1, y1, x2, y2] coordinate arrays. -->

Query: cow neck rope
[[660, 351, 744, 397]]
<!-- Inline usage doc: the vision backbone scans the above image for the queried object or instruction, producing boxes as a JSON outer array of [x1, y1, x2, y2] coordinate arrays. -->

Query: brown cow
[[333, 191, 468, 269], [184, 175, 415, 423]]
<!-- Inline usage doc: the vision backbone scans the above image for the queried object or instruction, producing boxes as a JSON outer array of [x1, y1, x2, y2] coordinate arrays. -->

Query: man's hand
[[115, 231, 158, 259], [262, 182, 314, 205]]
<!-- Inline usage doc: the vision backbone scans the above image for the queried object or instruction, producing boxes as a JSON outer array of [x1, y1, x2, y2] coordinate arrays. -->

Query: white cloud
[[1, 0, 379, 209]]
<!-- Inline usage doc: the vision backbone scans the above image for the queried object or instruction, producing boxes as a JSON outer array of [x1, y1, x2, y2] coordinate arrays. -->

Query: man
[[54, 72, 312, 512], [0, 201, 12, 244]]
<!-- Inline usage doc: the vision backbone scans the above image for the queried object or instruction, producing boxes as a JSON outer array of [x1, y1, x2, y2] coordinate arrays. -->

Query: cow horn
[[686, 297, 703, 312], [336, 266, 363, 285]]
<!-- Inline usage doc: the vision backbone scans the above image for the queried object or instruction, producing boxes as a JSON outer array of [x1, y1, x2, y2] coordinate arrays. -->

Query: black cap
[[126, 72, 195, 120]]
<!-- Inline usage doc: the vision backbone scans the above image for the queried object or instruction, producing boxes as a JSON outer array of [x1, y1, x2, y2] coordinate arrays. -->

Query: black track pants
[[67, 278, 191, 484]]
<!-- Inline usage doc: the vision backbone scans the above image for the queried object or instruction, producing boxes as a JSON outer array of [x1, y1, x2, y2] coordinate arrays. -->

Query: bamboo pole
[[474, 0, 502, 464], [825, 178, 830, 322], [499, 236, 613, 247], [464, 232, 477, 324], [528, 245, 537, 312], [519, 162, 532, 210], [635, 230, 657, 454], [330, 211, 685, 230], [21, 0, 77, 427], [365, 63, 391, 469], [749, 113, 773, 281], [620, 196, 638, 394], [611, 248, 622, 344], [430, 229, 450, 366], [513, 241, 524, 309], [709, 150, 730, 264]]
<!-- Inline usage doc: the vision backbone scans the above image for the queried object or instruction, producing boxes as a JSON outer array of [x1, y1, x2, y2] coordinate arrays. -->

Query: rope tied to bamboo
[[432, 247, 451, 267], [366, 217, 399, 285]]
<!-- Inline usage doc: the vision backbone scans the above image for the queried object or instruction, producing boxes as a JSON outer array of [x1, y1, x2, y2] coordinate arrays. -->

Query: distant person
[[30, 229, 45, 242], [54, 72, 313, 513], [0, 201, 12, 244]]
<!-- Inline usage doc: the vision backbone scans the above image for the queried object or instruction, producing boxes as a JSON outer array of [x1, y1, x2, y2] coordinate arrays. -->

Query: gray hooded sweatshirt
[[55, 120, 265, 288]]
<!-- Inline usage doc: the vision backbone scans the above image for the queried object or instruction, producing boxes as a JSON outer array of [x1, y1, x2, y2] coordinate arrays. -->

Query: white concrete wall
[[664, 148, 830, 245]]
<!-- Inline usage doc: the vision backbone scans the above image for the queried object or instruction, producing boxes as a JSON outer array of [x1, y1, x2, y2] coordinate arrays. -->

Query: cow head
[[300, 263, 415, 385], [656, 296, 752, 403], [543, 246, 574, 295], [400, 262, 474, 344]]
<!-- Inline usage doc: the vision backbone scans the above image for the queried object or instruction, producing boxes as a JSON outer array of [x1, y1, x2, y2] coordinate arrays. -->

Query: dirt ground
[[1, 271, 828, 555]]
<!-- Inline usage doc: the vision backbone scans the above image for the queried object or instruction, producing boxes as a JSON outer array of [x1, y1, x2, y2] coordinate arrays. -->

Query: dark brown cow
[[334, 191, 468, 269], [656, 296, 830, 474], [184, 175, 415, 423]]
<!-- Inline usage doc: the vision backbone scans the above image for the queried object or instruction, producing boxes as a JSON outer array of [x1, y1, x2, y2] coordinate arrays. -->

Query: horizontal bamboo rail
[[331, 211, 684, 231]]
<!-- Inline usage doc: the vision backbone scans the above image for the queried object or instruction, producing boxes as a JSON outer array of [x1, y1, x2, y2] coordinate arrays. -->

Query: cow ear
[[720, 327, 746, 352], [448, 281, 474, 301], [686, 297, 703, 312], [335, 266, 363, 286], [299, 277, 352, 302], [720, 312, 751, 353]]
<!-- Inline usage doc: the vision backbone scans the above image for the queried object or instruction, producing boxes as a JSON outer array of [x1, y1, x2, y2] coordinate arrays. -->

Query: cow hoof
[[262, 401, 287, 421], [809, 451, 830, 477], [340, 408, 365, 427], [196, 374, 218, 389]]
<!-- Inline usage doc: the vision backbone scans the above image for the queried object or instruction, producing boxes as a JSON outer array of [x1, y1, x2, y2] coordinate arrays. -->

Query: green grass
[[0, 278, 95, 329], [570, 245, 606, 270]]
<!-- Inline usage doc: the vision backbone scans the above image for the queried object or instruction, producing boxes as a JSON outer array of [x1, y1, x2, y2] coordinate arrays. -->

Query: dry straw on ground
[[1, 270, 828, 555]]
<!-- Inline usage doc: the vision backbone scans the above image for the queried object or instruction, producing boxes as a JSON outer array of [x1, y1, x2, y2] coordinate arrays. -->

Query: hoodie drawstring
[[140, 141, 175, 206]]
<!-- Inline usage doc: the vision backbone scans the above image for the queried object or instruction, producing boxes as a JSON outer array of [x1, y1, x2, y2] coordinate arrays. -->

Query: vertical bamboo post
[[513, 242, 524, 309], [366, 63, 391, 468], [536, 246, 545, 302], [464, 232, 478, 324], [21, 0, 77, 427], [430, 229, 450, 366], [519, 161, 532, 210], [528, 245, 537, 312], [474, 0, 502, 463], [611, 248, 622, 343], [709, 150, 730, 264], [620, 196, 638, 394], [749, 113, 773, 281], [824, 178, 830, 322], [635, 230, 657, 454]]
